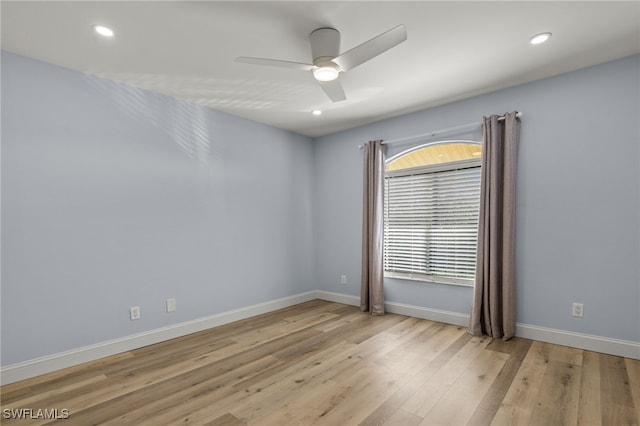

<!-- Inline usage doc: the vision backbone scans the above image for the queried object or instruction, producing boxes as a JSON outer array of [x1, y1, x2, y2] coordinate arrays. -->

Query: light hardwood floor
[[1, 300, 639, 425]]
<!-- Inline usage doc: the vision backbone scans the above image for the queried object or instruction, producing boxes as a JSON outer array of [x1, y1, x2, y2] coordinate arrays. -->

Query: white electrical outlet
[[166, 298, 176, 312], [340, 275, 347, 285], [572, 303, 584, 318], [130, 306, 141, 320]]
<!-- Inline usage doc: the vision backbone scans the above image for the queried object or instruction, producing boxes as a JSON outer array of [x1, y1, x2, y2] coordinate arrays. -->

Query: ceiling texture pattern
[[2, 1, 639, 137]]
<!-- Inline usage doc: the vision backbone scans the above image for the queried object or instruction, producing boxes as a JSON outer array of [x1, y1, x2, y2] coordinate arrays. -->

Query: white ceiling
[[2, 1, 639, 137]]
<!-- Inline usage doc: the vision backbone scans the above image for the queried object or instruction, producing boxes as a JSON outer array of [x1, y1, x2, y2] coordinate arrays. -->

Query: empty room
[[1, 1, 639, 425]]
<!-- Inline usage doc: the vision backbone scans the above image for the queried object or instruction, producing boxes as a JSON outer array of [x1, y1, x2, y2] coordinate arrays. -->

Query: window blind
[[384, 161, 481, 285]]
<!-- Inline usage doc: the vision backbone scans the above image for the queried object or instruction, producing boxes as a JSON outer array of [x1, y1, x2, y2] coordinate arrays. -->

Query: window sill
[[384, 272, 474, 288]]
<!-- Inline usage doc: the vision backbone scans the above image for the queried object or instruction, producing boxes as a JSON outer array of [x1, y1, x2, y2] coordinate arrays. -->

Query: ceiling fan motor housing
[[310, 27, 341, 66]]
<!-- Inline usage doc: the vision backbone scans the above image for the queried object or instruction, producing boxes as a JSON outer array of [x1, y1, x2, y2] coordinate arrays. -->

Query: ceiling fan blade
[[235, 57, 313, 71], [319, 79, 346, 103], [333, 25, 407, 71]]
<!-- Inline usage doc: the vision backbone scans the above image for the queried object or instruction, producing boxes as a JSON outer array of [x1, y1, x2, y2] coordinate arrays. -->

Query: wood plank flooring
[[1, 300, 638, 425]]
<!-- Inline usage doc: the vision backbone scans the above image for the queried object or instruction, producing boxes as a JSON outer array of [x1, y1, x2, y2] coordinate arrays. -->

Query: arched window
[[384, 141, 481, 285]]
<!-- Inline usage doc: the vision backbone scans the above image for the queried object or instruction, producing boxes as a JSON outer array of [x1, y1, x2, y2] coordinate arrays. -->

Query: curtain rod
[[359, 111, 522, 149]]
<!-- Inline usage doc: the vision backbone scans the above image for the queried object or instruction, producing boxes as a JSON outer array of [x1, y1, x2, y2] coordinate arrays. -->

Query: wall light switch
[[340, 275, 347, 285]]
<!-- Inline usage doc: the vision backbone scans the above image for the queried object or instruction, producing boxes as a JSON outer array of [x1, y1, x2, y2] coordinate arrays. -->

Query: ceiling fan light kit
[[313, 64, 339, 82], [236, 24, 407, 102]]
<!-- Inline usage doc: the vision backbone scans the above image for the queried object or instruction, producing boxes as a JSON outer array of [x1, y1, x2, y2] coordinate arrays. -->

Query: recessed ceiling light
[[93, 25, 114, 37], [530, 32, 552, 45], [312, 110, 323, 116]]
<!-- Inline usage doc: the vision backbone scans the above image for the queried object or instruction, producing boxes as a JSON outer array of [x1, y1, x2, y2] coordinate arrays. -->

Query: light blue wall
[[1, 52, 315, 365], [2, 51, 638, 367], [314, 55, 640, 343]]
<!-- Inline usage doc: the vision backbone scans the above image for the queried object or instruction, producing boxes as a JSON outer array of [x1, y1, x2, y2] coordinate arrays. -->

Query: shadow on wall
[[82, 72, 214, 162]]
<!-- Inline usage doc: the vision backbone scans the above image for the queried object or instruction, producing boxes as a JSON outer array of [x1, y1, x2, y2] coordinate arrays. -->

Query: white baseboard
[[2, 290, 638, 385], [314, 291, 640, 359], [315, 290, 360, 307], [384, 300, 471, 327], [0, 291, 317, 385], [515, 323, 640, 360], [315, 290, 470, 326]]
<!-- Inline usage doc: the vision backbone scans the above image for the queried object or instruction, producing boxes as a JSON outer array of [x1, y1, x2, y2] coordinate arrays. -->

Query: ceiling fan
[[236, 25, 407, 103]]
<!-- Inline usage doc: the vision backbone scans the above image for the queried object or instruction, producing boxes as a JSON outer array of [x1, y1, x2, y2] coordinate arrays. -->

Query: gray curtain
[[470, 112, 521, 339], [361, 140, 386, 315]]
